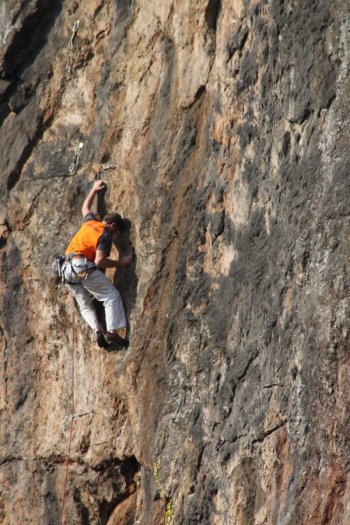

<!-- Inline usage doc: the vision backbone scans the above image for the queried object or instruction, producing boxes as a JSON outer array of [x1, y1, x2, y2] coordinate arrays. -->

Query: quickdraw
[[68, 142, 84, 174], [68, 20, 80, 49], [67, 20, 80, 74], [52, 255, 66, 280]]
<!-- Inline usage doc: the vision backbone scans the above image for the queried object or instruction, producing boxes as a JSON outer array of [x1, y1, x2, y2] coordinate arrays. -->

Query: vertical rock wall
[[1, 0, 350, 523]]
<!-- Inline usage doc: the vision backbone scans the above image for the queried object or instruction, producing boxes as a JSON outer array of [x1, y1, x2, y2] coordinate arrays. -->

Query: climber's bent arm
[[95, 250, 133, 269]]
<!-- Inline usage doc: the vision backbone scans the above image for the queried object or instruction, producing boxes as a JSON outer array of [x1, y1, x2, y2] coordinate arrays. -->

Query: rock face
[[1, 0, 350, 523]]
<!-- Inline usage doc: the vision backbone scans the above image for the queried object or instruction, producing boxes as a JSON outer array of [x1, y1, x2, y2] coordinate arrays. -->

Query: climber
[[63, 180, 133, 348]]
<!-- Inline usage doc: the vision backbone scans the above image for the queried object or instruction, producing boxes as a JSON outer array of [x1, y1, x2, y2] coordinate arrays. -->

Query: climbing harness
[[52, 254, 97, 285], [64, 255, 97, 284], [68, 142, 84, 174]]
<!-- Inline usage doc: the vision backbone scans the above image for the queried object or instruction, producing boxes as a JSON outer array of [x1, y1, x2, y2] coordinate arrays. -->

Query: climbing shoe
[[105, 331, 129, 348], [117, 326, 127, 339], [96, 331, 109, 348]]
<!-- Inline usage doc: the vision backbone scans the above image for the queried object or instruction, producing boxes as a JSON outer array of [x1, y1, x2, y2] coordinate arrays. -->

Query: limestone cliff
[[1, 0, 350, 524]]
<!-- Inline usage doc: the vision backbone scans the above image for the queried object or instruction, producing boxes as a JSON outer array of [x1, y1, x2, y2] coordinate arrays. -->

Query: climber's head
[[103, 212, 125, 233]]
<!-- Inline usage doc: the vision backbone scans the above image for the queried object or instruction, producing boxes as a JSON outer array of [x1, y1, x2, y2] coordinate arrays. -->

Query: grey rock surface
[[1, 0, 350, 524]]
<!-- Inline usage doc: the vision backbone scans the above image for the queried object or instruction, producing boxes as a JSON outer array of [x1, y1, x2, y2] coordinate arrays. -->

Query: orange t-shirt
[[65, 219, 107, 262]]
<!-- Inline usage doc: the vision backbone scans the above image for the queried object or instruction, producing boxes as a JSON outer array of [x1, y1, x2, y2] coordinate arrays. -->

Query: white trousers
[[64, 258, 126, 332]]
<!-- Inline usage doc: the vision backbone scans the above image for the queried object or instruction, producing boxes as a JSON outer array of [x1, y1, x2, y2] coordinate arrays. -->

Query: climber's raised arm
[[82, 180, 106, 217]]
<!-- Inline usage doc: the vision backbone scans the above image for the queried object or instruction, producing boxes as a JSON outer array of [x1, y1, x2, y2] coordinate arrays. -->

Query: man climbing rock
[[63, 180, 133, 348]]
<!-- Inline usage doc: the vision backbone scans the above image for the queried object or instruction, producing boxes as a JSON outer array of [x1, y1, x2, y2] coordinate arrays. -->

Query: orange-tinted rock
[[1, 1, 350, 524]]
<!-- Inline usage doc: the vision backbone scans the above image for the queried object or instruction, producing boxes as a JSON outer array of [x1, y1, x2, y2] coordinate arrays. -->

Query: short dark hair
[[103, 212, 125, 231]]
